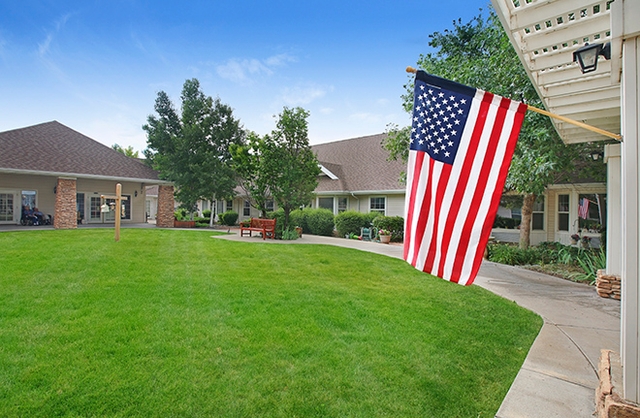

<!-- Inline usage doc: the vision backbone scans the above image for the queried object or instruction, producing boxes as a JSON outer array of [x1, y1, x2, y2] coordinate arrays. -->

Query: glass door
[[0, 193, 14, 222], [89, 196, 102, 222]]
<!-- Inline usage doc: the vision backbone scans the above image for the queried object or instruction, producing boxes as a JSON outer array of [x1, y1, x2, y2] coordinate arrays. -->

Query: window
[[318, 197, 333, 211], [202, 201, 209, 211], [226, 200, 233, 212], [21, 190, 36, 211], [578, 193, 605, 231], [77, 193, 85, 222], [532, 196, 544, 231], [370, 197, 386, 214], [243, 200, 251, 217], [338, 197, 348, 213], [558, 194, 569, 231], [266, 200, 274, 212], [122, 195, 131, 220], [0, 193, 14, 222]]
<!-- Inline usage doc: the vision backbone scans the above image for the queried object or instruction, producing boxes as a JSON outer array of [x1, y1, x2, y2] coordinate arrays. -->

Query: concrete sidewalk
[[215, 231, 621, 417]]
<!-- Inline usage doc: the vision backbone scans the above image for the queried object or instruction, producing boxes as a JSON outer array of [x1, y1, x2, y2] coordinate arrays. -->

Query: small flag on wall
[[403, 71, 527, 286], [578, 198, 590, 219]]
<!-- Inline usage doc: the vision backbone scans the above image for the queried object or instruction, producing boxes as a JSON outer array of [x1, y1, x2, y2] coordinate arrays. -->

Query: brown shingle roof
[[0, 121, 161, 182], [312, 133, 405, 194]]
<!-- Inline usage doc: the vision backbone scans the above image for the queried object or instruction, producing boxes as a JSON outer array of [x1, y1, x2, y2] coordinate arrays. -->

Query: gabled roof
[[0, 121, 162, 182], [312, 133, 405, 194]]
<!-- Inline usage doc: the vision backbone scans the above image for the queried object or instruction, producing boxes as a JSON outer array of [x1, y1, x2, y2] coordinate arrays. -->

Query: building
[[0, 121, 175, 228]]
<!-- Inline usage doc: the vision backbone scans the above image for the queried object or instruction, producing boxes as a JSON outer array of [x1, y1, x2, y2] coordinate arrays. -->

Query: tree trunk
[[519, 193, 536, 249], [209, 195, 215, 228]]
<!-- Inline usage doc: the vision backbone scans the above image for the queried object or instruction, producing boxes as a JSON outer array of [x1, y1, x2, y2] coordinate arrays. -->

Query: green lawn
[[0, 229, 541, 417]]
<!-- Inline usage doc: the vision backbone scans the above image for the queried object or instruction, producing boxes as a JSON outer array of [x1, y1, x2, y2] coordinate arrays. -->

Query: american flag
[[403, 71, 527, 285], [578, 198, 590, 219]]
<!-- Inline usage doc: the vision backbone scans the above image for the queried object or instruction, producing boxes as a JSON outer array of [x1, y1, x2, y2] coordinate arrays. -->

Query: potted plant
[[378, 228, 391, 244], [581, 235, 591, 249], [570, 234, 580, 245]]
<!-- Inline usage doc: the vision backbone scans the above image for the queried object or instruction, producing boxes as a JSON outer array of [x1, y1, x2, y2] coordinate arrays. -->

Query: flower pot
[[379, 234, 391, 244], [295, 227, 303, 238]]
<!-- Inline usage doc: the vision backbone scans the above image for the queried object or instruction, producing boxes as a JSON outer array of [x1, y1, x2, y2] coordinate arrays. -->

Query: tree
[[143, 79, 245, 217], [383, 11, 606, 248], [112, 144, 139, 158], [229, 131, 272, 218], [262, 107, 320, 230]]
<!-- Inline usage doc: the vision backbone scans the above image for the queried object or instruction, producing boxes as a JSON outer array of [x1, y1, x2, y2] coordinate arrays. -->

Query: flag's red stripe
[[467, 102, 528, 283], [403, 151, 423, 261], [412, 158, 435, 267], [436, 92, 494, 282], [450, 96, 510, 284]]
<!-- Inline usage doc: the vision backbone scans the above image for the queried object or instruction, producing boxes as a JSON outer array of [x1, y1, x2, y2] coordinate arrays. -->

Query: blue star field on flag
[[410, 75, 474, 165]]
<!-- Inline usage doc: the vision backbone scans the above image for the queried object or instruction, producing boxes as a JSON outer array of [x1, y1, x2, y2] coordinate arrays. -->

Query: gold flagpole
[[405, 66, 622, 142]]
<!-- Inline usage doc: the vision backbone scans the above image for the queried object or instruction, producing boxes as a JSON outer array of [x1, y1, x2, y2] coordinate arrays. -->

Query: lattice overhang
[[491, 0, 620, 144]]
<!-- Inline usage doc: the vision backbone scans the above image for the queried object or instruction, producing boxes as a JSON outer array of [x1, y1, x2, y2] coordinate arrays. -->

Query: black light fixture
[[590, 151, 602, 161], [573, 42, 611, 73]]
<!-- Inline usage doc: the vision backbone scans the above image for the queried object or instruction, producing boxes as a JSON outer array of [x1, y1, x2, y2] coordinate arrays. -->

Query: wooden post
[[101, 183, 127, 242], [115, 183, 122, 242]]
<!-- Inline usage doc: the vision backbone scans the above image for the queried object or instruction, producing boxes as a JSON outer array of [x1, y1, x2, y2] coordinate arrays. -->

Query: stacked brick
[[596, 269, 621, 300], [53, 178, 77, 230], [596, 350, 640, 418], [156, 185, 175, 228]]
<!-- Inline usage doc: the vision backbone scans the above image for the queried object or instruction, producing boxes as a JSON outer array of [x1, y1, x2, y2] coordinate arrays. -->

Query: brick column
[[156, 185, 175, 228], [54, 177, 77, 229]]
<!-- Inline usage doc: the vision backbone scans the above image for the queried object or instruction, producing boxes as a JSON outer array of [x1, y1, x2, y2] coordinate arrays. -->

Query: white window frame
[[369, 196, 386, 215]]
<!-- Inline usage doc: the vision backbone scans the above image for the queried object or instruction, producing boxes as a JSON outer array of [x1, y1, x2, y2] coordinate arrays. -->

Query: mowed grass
[[0, 229, 541, 417]]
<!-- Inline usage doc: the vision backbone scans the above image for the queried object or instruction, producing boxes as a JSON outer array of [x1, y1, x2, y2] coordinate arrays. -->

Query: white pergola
[[492, 0, 640, 405]]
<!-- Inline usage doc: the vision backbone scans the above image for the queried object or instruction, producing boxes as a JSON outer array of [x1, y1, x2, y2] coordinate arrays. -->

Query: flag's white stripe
[[406, 151, 429, 265]]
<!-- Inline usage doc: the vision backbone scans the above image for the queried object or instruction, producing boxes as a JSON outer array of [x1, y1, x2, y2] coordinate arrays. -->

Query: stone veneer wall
[[596, 350, 640, 417], [156, 185, 175, 228], [54, 178, 77, 230], [596, 270, 622, 300]]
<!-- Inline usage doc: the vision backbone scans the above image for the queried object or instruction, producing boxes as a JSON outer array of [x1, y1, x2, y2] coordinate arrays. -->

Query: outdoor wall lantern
[[573, 42, 611, 73], [134, 190, 138, 197], [590, 151, 604, 161]]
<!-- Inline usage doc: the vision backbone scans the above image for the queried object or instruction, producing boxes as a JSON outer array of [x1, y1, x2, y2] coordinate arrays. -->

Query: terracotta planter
[[379, 234, 391, 244], [174, 220, 196, 228]]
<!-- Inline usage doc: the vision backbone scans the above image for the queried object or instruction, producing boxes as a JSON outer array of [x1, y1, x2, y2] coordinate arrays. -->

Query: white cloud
[[319, 107, 334, 115], [216, 53, 296, 84], [37, 13, 71, 57], [281, 84, 331, 106]]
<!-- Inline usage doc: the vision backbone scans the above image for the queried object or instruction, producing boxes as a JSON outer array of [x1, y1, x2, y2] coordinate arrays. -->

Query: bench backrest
[[250, 218, 276, 229]]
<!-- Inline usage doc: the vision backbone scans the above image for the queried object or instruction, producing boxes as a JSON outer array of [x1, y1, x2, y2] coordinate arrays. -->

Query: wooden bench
[[240, 218, 276, 240]]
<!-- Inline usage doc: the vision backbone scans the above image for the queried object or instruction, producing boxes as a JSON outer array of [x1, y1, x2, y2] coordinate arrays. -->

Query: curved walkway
[[215, 232, 621, 418]]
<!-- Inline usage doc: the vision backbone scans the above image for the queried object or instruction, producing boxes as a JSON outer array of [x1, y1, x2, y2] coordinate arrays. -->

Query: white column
[[605, 143, 622, 275], [621, 34, 640, 404]]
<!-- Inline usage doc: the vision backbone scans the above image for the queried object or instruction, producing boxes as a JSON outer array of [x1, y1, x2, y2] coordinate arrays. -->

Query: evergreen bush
[[306, 208, 335, 236], [219, 210, 238, 226], [334, 211, 368, 238]]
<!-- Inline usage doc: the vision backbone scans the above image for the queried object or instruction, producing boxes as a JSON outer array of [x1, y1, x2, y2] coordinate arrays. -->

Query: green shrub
[[335, 211, 369, 237], [281, 227, 299, 240], [174, 208, 189, 221], [572, 248, 606, 284], [202, 209, 212, 219], [219, 210, 238, 226], [365, 211, 381, 225], [372, 216, 404, 242], [493, 215, 520, 229], [289, 209, 309, 234], [268, 208, 285, 239], [487, 244, 538, 265], [306, 208, 335, 236]]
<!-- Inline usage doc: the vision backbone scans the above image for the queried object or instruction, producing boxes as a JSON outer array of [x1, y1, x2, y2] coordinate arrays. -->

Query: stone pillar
[[156, 185, 175, 228], [54, 177, 77, 229]]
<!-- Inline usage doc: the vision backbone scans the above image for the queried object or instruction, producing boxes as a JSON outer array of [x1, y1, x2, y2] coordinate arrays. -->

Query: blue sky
[[1, 1, 490, 151]]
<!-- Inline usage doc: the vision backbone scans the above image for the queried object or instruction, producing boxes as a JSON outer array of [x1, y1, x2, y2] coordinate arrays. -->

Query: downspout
[[351, 192, 360, 212]]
